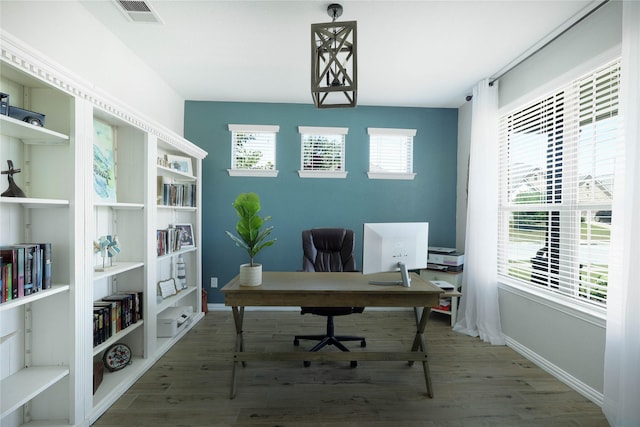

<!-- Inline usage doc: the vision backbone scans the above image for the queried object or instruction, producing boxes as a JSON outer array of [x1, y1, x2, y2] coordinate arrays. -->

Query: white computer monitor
[[362, 222, 429, 287]]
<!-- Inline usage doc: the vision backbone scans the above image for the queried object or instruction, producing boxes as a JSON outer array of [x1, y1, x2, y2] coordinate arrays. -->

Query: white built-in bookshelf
[[0, 32, 206, 426]]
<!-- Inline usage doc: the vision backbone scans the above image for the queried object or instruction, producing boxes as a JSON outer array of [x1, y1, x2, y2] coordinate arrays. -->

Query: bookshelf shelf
[[155, 311, 204, 353], [0, 285, 69, 312], [90, 355, 147, 421], [0, 366, 70, 418], [92, 320, 144, 356], [0, 114, 69, 145], [157, 246, 197, 261], [157, 204, 197, 212], [157, 165, 196, 181], [157, 285, 197, 313], [92, 262, 145, 281], [94, 201, 145, 210], [0, 197, 69, 208]]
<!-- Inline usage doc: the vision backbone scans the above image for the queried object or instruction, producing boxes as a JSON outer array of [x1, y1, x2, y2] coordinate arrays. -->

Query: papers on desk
[[430, 280, 455, 290]]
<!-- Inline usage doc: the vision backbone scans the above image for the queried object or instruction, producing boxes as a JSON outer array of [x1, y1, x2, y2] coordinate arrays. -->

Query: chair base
[[293, 315, 366, 367]]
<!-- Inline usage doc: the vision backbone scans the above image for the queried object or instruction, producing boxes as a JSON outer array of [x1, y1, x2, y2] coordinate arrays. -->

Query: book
[[93, 306, 107, 346], [15, 246, 25, 297], [118, 291, 143, 322], [102, 294, 134, 330], [27, 243, 52, 290], [3, 263, 12, 302], [1, 261, 10, 303], [94, 300, 117, 339], [0, 246, 22, 299], [17, 244, 39, 295]]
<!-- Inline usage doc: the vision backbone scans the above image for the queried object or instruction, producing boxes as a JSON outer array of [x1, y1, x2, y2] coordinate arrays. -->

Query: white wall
[[492, 0, 621, 403], [499, 1, 622, 110], [0, 1, 185, 135]]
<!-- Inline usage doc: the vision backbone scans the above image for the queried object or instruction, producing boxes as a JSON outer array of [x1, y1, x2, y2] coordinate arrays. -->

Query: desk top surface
[[221, 271, 443, 307]]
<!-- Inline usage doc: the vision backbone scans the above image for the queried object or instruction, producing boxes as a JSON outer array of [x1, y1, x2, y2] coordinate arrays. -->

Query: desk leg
[[230, 306, 245, 399], [409, 307, 433, 398]]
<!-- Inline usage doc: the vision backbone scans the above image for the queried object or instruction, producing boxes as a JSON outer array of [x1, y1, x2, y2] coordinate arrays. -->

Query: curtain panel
[[603, 2, 640, 426], [453, 79, 505, 345]]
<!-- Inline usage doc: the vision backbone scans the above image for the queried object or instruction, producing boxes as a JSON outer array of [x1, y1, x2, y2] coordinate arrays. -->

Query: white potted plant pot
[[239, 263, 262, 286]]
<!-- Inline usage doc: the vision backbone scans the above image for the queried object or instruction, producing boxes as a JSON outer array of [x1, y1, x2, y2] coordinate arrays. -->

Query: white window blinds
[[367, 128, 416, 180], [298, 126, 347, 173], [228, 124, 278, 171], [497, 59, 621, 308]]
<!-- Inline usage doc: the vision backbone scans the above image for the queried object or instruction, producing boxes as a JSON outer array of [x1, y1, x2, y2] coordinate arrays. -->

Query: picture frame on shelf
[[166, 154, 193, 175], [93, 118, 117, 202], [175, 223, 195, 248], [158, 278, 178, 298]]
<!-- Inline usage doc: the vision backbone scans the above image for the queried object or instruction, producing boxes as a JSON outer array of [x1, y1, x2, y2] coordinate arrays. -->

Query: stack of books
[[0, 243, 52, 302]]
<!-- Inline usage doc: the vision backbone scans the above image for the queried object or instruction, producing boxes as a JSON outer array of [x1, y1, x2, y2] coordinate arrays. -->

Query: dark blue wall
[[184, 101, 458, 303]]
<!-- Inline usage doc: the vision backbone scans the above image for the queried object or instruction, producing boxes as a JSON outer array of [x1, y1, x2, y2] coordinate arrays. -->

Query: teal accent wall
[[184, 102, 458, 303]]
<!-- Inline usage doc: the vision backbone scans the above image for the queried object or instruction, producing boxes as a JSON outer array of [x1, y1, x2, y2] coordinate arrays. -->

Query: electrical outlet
[[210, 277, 218, 288]]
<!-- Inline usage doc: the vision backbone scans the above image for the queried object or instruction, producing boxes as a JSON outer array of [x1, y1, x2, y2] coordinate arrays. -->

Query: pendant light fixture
[[311, 3, 357, 108]]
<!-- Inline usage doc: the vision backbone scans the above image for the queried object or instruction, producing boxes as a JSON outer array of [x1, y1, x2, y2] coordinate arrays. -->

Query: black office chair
[[293, 228, 366, 367]]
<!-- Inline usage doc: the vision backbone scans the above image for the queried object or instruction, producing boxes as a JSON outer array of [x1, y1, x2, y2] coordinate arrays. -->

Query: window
[[367, 128, 416, 180], [228, 124, 279, 177], [298, 126, 348, 178], [497, 59, 621, 308]]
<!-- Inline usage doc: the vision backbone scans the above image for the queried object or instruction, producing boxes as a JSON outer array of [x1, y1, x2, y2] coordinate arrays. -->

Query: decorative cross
[[1, 160, 26, 198]]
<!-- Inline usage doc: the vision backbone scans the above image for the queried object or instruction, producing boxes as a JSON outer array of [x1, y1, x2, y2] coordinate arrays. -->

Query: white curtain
[[453, 79, 505, 345], [603, 2, 640, 426]]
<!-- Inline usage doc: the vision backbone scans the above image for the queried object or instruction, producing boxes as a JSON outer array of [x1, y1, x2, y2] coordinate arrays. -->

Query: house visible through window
[[497, 58, 621, 308], [367, 128, 416, 180], [298, 126, 348, 178], [227, 124, 279, 177]]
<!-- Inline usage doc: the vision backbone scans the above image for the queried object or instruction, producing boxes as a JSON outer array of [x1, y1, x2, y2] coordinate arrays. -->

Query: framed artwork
[[175, 223, 194, 248], [166, 154, 193, 175], [93, 118, 117, 201]]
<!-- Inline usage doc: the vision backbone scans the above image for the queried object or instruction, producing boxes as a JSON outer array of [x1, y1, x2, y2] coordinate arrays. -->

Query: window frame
[[227, 124, 279, 177], [297, 126, 348, 179], [367, 127, 416, 180], [497, 59, 621, 312]]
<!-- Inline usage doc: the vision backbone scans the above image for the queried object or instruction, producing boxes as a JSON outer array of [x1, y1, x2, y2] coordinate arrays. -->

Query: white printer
[[157, 306, 193, 338], [427, 247, 464, 272]]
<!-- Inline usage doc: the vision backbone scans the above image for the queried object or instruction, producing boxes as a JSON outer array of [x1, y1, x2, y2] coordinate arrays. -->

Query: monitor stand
[[367, 262, 412, 287]]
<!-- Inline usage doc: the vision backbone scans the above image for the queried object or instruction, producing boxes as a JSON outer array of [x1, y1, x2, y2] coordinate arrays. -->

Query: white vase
[[239, 263, 262, 286]]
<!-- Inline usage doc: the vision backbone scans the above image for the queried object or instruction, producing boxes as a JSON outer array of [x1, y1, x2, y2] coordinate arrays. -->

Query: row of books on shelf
[[157, 178, 196, 207], [93, 291, 143, 347], [0, 243, 52, 303], [157, 227, 184, 256]]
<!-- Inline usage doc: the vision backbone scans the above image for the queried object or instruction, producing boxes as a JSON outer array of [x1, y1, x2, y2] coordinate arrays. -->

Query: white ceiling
[[81, 0, 597, 108]]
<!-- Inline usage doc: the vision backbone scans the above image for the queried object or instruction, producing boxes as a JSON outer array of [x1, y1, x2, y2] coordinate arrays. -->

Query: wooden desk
[[221, 271, 443, 399]]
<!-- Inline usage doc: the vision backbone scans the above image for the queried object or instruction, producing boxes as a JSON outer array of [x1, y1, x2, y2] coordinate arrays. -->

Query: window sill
[[367, 172, 416, 180], [297, 170, 348, 179], [227, 169, 278, 177], [497, 279, 606, 327]]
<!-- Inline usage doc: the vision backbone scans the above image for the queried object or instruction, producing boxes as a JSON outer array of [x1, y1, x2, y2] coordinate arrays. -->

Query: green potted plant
[[225, 192, 276, 286]]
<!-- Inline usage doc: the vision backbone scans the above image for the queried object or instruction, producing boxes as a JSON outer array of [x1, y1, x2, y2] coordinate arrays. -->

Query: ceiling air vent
[[113, 0, 163, 23]]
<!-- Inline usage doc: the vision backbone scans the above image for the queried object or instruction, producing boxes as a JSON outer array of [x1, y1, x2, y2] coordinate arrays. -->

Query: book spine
[[0, 248, 17, 301], [37, 243, 52, 290], [16, 246, 25, 298], [1, 261, 8, 303]]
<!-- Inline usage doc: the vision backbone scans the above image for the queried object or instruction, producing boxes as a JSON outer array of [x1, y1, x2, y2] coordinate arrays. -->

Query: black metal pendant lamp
[[311, 3, 357, 108]]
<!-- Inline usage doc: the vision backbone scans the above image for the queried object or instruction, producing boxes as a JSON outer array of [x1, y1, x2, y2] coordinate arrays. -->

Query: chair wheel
[[350, 360, 357, 368], [360, 340, 366, 348], [303, 361, 311, 367], [293, 339, 300, 346]]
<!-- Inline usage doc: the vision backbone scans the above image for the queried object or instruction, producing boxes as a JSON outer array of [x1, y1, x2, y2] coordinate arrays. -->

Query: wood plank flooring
[[93, 309, 609, 427]]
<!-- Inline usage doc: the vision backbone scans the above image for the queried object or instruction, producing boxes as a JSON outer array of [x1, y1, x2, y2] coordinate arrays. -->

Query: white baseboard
[[504, 335, 604, 406]]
